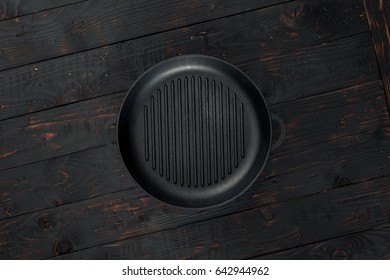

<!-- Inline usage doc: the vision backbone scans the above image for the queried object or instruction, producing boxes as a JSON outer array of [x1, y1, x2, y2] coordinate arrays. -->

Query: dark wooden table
[[1, 0, 390, 259]]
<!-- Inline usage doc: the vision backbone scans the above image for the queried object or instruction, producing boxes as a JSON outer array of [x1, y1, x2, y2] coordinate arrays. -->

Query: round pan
[[117, 55, 277, 208]]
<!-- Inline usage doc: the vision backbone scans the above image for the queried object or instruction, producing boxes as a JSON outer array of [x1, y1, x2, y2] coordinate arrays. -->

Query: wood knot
[[384, 127, 390, 137], [138, 214, 150, 222], [338, 177, 351, 187], [54, 199, 65, 207], [3, 207, 12, 217], [210, 3, 218, 12], [340, 117, 346, 127], [55, 240, 73, 255], [271, 119, 282, 145], [37, 216, 56, 229], [331, 249, 349, 260], [281, 3, 306, 29], [260, 206, 274, 222]]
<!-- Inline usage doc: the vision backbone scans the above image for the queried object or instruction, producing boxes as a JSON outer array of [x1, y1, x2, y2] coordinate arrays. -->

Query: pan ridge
[[143, 76, 246, 188]]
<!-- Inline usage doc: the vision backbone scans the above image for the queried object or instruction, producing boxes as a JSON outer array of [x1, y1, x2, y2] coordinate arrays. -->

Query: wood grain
[[270, 80, 389, 152], [0, 146, 133, 220], [365, 0, 390, 110], [0, 0, 370, 120], [0, 0, 293, 71], [0, 0, 388, 260], [253, 224, 390, 259], [0, 0, 86, 21], [0, 92, 124, 171], [49, 176, 390, 259], [1, 89, 389, 221]]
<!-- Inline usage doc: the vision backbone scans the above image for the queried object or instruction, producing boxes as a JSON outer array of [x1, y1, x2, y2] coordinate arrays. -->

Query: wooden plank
[[0, 146, 133, 220], [0, 0, 86, 22], [0, 1, 372, 119], [244, 33, 378, 105], [364, 0, 390, 110], [270, 80, 389, 152], [0, 92, 124, 171], [0, 78, 386, 171], [253, 224, 390, 259], [49, 176, 390, 259], [0, 0, 294, 71]]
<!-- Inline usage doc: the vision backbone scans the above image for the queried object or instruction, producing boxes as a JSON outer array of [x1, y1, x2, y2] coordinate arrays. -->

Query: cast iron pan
[[113, 55, 285, 208]]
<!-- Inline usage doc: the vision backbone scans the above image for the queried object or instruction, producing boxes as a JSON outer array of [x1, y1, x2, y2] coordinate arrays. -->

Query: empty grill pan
[[112, 55, 285, 208]]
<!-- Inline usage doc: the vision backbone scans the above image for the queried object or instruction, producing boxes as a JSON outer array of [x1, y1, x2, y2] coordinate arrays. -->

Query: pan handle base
[[270, 113, 286, 152], [103, 118, 118, 153]]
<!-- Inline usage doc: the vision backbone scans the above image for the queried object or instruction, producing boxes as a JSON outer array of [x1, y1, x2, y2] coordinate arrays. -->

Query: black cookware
[[111, 55, 285, 208]]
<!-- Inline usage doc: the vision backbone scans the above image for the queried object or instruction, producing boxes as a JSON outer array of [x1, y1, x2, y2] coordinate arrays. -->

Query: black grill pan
[[115, 55, 284, 208]]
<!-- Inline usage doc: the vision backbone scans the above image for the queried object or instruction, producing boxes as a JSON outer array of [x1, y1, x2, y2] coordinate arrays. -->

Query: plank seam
[[364, 0, 390, 112], [0, 0, 88, 23], [43, 174, 390, 259], [0, 0, 294, 74], [0, 31, 373, 122], [246, 222, 390, 259]]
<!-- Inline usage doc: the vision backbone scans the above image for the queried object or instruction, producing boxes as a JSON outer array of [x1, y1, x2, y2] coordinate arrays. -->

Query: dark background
[[1, 0, 390, 259]]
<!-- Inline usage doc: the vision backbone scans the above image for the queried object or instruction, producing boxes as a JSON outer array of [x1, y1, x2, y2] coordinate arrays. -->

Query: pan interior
[[118, 55, 271, 208]]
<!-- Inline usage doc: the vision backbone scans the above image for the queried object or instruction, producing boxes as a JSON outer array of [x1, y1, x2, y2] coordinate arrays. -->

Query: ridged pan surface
[[118, 55, 271, 208]]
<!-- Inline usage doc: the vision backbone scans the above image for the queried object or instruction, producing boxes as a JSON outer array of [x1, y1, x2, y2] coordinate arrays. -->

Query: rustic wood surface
[[1, 0, 390, 259], [253, 224, 390, 259], [53, 177, 390, 259], [0, 0, 86, 22], [0, 0, 369, 120], [0, 0, 293, 71], [365, 0, 390, 110]]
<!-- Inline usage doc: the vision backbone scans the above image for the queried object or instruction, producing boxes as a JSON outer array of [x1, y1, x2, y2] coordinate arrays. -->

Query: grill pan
[[112, 55, 285, 208]]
